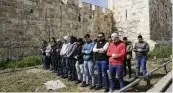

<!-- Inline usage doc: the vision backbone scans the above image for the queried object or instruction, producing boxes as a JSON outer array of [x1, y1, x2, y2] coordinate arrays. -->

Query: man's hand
[[74, 56, 78, 59], [97, 48, 104, 53], [137, 49, 142, 52], [111, 53, 116, 58], [97, 49, 101, 52], [85, 50, 88, 54], [56, 49, 59, 52]]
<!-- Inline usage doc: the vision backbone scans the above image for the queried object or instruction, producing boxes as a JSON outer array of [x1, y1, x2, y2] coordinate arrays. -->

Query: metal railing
[[119, 59, 172, 92]]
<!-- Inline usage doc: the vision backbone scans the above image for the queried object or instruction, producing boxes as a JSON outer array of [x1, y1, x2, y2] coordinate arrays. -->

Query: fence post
[[146, 75, 151, 88], [163, 65, 168, 74]]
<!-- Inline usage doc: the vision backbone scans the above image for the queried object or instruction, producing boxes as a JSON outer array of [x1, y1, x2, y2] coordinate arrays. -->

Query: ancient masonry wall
[[112, 0, 172, 49], [149, 0, 172, 41], [0, 0, 113, 60]]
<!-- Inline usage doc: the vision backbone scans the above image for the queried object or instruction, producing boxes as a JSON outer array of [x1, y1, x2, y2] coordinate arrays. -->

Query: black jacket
[[73, 44, 83, 64]]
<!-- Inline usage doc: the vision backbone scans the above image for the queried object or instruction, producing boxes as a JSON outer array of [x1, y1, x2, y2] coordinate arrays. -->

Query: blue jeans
[[109, 64, 125, 89], [51, 57, 57, 72], [84, 60, 95, 86], [42, 55, 47, 69], [135, 56, 147, 78], [75, 61, 85, 81], [68, 58, 77, 80], [45, 56, 51, 69], [61, 57, 69, 77], [96, 60, 109, 89], [56, 57, 62, 75]]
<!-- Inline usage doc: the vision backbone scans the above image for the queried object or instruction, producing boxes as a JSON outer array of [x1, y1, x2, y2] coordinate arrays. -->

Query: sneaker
[[128, 75, 131, 79], [57, 73, 62, 76], [135, 76, 139, 79], [61, 75, 68, 78], [123, 74, 126, 77], [75, 80, 81, 84], [144, 78, 147, 81], [110, 88, 115, 92], [104, 88, 110, 92], [90, 85, 96, 89], [80, 82, 88, 87], [71, 78, 76, 81], [95, 86, 102, 90], [68, 77, 72, 81], [61, 75, 65, 78], [52, 71, 56, 73]]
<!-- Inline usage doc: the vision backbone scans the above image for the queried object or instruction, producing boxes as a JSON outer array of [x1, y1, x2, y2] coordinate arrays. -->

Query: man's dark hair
[[123, 37, 127, 40], [138, 35, 143, 38], [73, 36, 77, 42], [51, 37, 56, 41], [93, 38, 97, 42], [98, 32, 105, 36], [77, 38, 84, 44], [84, 34, 90, 38], [42, 40, 47, 44], [108, 36, 111, 38]]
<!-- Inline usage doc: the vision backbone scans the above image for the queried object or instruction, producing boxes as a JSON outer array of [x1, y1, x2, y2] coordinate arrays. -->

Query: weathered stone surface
[[111, 0, 172, 50], [149, 0, 172, 41], [0, 0, 113, 59]]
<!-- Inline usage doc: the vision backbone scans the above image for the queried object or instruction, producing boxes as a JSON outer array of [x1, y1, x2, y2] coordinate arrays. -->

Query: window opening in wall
[[89, 15, 92, 19], [125, 9, 127, 20], [98, 27, 100, 30], [30, 9, 33, 13], [90, 4, 92, 10], [78, 15, 81, 22]]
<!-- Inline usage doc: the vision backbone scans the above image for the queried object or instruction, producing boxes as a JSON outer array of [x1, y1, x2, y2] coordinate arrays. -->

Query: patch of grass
[[0, 56, 41, 70], [148, 44, 172, 59], [0, 59, 172, 92]]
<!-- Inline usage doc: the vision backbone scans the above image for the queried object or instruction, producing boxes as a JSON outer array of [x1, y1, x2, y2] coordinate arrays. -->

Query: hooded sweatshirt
[[81, 40, 95, 61], [107, 41, 126, 65]]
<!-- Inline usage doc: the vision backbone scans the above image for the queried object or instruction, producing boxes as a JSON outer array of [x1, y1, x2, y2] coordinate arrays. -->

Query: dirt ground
[[0, 59, 172, 92]]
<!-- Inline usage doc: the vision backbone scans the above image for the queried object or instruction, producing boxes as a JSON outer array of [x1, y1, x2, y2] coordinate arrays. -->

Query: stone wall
[[112, 0, 150, 41], [0, 0, 113, 60], [149, 0, 172, 41], [112, 0, 172, 49]]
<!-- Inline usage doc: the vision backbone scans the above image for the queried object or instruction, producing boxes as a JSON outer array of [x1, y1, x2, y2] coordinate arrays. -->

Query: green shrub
[[0, 60, 9, 70], [6, 61, 18, 68], [20, 56, 41, 67], [0, 56, 41, 70], [148, 44, 172, 59]]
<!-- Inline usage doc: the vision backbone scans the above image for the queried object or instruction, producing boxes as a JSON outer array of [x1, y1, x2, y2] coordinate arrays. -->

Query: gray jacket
[[66, 42, 78, 58], [60, 43, 70, 57], [133, 41, 149, 57]]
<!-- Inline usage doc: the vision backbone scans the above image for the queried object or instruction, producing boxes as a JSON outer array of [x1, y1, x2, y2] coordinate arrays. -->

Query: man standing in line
[[56, 39, 63, 76], [123, 37, 133, 78], [40, 40, 48, 69], [93, 32, 109, 92], [81, 34, 96, 89], [50, 37, 58, 73], [133, 35, 149, 80], [66, 36, 78, 81], [74, 38, 85, 84], [107, 33, 126, 91], [60, 36, 70, 78]]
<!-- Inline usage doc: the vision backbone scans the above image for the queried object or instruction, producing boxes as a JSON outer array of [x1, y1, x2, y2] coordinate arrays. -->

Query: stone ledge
[[147, 69, 173, 92]]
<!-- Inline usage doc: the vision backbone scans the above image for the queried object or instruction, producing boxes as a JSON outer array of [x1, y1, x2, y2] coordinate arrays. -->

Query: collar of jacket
[[86, 40, 92, 44]]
